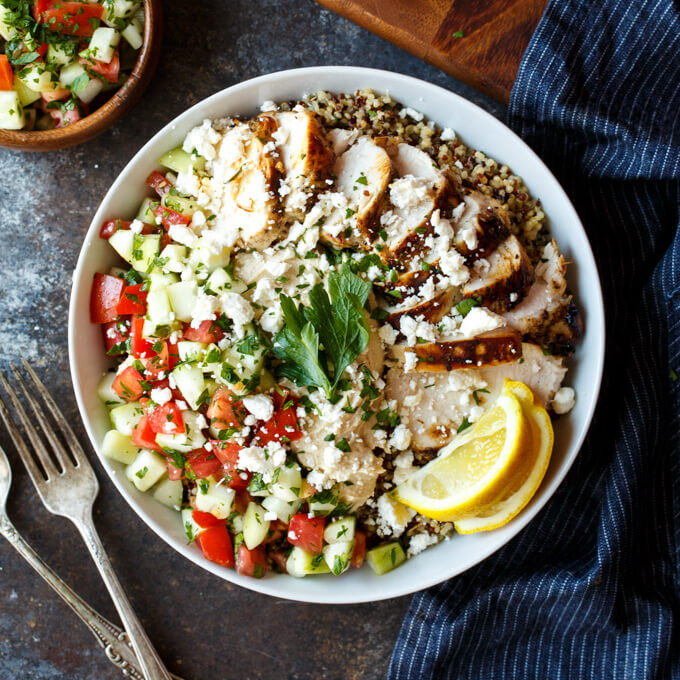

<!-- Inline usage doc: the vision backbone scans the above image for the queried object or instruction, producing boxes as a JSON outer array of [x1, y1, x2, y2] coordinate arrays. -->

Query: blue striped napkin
[[389, 0, 680, 677]]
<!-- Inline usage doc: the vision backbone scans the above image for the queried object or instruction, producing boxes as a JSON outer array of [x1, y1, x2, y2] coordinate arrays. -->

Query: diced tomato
[[167, 340, 180, 371], [207, 388, 245, 431], [0, 56, 13, 91], [146, 170, 171, 197], [186, 448, 221, 479], [351, 530, 367, 568], [153, 203, 191, 230], [50, 104, 85, 128], [112, 366, 145, 402], [287, 514, 325, 555], [80, 52, 119, 83], [197, 525, 234, 567], [147, 401, 184, 435], [99, 219, 155, 239], [166, 459, 183, 480], [212, 440, 250, 491], [183, 319, 224, 344], [232, 491, 251, 515], [41, 88, 70, 103], [270, 550, 288, 573], [90, 273, 124, 324], [40, 2, 105, 37], [236, 544, 268, 578], [33, 0, 49, 21], [102, 320, 129, 354], [130, 414, 163, 451], [130, 317, 155, 358], [141, 340, 169, 377], [192, 509, 222, 529], [253, 390, 303, 446], [263, 519, 286, 544], [116, 283, 148, 316]]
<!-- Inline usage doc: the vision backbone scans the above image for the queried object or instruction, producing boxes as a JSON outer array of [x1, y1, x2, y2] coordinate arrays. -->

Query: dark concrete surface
[[0, 2, 504, 678]]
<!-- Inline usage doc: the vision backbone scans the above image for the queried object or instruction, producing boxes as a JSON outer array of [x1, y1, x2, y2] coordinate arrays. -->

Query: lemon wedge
[[453, 380, 553, 534], [392, 391, 530, 521]]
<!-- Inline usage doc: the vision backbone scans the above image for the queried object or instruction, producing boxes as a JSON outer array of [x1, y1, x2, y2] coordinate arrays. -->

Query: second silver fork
[[0, 362, 172, 680]]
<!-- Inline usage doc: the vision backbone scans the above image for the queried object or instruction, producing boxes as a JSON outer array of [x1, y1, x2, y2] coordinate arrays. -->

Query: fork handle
[[74, 513, 173, 680], [0, 517, 156, 680]]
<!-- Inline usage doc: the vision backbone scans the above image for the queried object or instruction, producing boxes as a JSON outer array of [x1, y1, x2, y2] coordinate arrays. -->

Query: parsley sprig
[[272, 264, 371, 399]]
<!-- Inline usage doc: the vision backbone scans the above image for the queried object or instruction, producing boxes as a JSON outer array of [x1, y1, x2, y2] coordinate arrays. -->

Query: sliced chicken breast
[[211, 123, 282, 249], [389, 328, 523, 371], [320, 136, 393, 248], [462, 235, 534, 313], [385, 286, 456, 327], [452, 191, 511, 262]]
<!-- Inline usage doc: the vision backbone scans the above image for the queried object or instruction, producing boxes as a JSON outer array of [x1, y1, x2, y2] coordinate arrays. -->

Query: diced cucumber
[[97, 371, 125, 406], [0, 5, 17, 40], [259, 369, 276, 392], [13, 76, 41, 107], [159, 147, 207, 175], [206, 267, 247, 295], [324, 516, 356, 544], [156, 410, 206, 453], [188, 236, 231, 273], [308, 487, 339, 517], [271, 464, 302, 503], [177, 340, 207, 363], [152, 478, 183, 509], [125, 449, 166, 492], [200, 343, 222, 375], [132, 233, 161, 272], [261, 495, 300, 523], [162, 193, 200, 219], [85, 27, 121, 64], [47, 43, 74, 67], [243, 502, 270, 550], [121, 19, 143, 50], [194, 477, 235, 519], [20, 63, 59, 93], [105, 0, 140, 21], [101, 430, 139, 465], [0, 91, 24, 130], [58, 62, 86, 88], [75, 76, 105, 105], [166, 280, 198, 323], [158, 244, 186, 273], [171, 363, 205, 410], [148, 270, 179, 290], [108, 229, 135, 263], [109, 401, 144, 435], [136, 197, 157, 223], [218, 326, 266, 394], [366, 542, 406, 575], [181, 507, 202, 543], [146, 287, 173, 330], [286, 547, 330, 578], [323, 540, 355, 575]]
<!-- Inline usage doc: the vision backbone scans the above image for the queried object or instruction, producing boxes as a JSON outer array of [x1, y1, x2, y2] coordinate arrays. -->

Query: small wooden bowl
[[0, 0, 163, 152]]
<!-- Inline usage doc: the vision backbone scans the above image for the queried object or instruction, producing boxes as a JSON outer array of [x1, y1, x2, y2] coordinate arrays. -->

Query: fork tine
[[8, 365, 72, 473], [20, 360, 87, 466], [0, 380, 55, 483]]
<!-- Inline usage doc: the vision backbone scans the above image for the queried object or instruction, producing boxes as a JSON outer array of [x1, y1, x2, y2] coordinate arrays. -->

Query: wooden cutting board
[[314, 0, 548, 103]]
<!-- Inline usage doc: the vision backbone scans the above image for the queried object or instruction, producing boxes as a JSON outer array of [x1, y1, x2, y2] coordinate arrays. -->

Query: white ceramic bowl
[[69, 66, 605, 604]]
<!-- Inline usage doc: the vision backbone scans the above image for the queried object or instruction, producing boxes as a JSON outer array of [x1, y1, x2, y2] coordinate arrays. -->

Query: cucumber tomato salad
[[90, 95, 580, 580], [0, 0, 143, 130]]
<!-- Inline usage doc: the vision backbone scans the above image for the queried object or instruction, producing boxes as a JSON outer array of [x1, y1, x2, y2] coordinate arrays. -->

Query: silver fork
[[0, 361, 173, 680]]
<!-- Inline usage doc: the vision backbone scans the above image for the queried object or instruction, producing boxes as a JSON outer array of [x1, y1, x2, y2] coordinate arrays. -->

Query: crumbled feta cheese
[[175, 170, 200, 197], [375, 494, 415, 537], [403, 351, 418, 372], [263, 511, 278, 522], [379, 324, 398, 346], [241, 394, 274, 422], [398, 107, 424, 122], [182, 119, 221, 161], [190, 290, 219, 327], [237, 442, 287, 483], [168, 223, 197, 248], [260, 100, 277, 112], [150, 387, 172, 405], [407, 531, 440, 557], [129, 219, 144, 234], [552, 386, 576, 414], [388, 424, 412, 451], [459, 307, 505, 338], [440, 127, 456, 141], [219, 292, 254, 337]]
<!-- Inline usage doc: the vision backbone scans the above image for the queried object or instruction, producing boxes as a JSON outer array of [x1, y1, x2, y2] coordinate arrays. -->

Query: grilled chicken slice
[[385, 287, 456, 327], [378, 144, 455, 267], [389, 328, 522, 371], [385, 342, 567, 451], [462, 235, 534, 313], [320, 136, 393, 248], [452, 191, 510, 262], [212, 123, 282, 249], [270, 110, 334, 218], [503, 240, 583, 352], [328, 127, 360, 156]]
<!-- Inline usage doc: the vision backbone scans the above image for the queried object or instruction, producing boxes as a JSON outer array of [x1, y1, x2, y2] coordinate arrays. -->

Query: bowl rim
[[68, 65, 606, 603], [0, 0, 162, 151]]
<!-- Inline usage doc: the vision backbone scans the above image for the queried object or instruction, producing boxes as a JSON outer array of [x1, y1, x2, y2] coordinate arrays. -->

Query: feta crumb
[[264, 511, 278, 522], [403, 351, 418, 372], [399, 107, 424, 122], [407, 532, 440, 557], [150, 387, 172, 405], [552, 386, 576, 414], [379, 324, 398, 346], [241, 394, 274, 422], [440, 127, 456, 141], [388, 424, 412, 451], [129, 219, 144, 234], [375, 494, 415, 537], [459, 307, 504, 338]]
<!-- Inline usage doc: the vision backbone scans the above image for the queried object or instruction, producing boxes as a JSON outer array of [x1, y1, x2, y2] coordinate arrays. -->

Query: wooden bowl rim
[[0, 0, 162, 151]]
